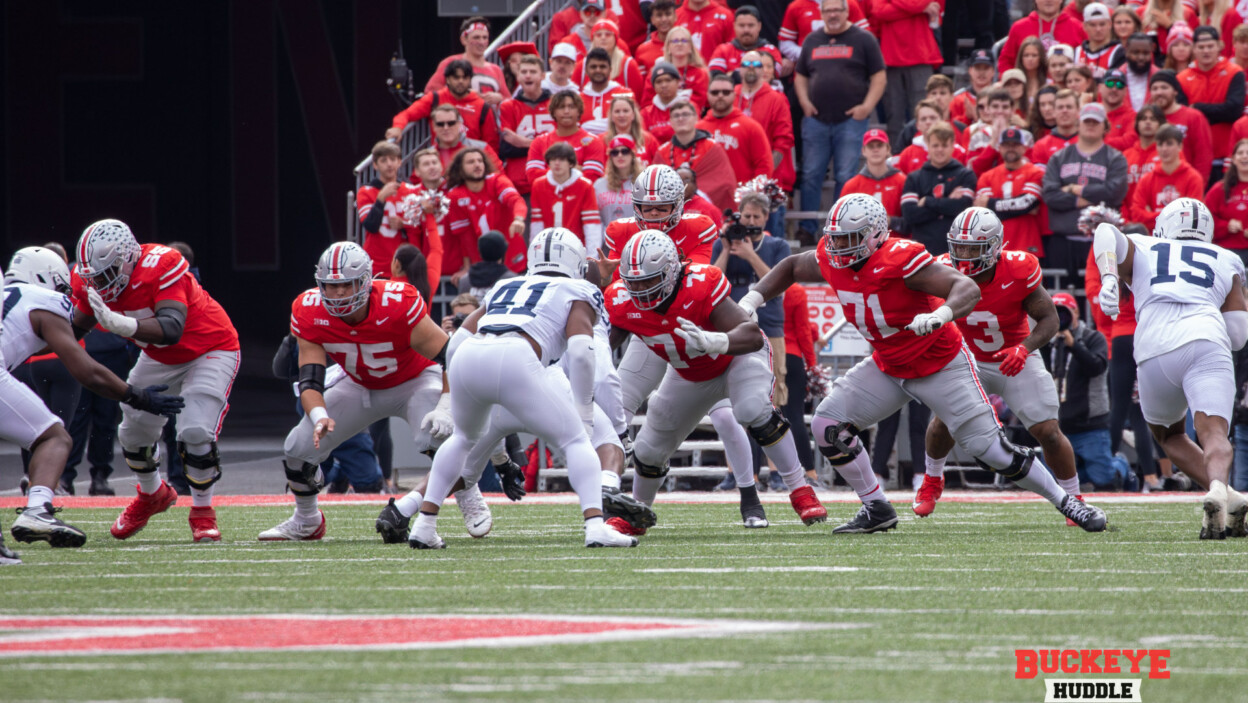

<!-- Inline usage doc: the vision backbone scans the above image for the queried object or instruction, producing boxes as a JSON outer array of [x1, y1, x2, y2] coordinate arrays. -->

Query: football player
[[71, 220, 241, 542], [918, 208, 1087, 524], [407, 227, 638, 549], [604, 229, 829, 533], [740, 194, 1107, 533], [3, 248, 183, 553], [264, 241, 492, 541], [1094, 198, 1248, 539]]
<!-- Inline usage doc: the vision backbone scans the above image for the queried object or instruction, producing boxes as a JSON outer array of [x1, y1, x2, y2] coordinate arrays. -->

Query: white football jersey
[[478, 275, 605, 366], [1128, 234, 1246, 362], [0, 283, 74, 371]]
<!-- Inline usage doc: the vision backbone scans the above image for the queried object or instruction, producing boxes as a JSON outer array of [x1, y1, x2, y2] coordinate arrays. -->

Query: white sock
[[632, 475, 662, 506], [294, 494, 320, 521], [758, 432, 806, 492], [1057, 476, 1081, 496], [395, 490, 424, 518], [835, 449, 887, 503], [1013, 458, 1067, 507], [925, 454, 947, 478], [26, 485, 54, 512], [136, 471, 162, 494], [411, 511, 438, 536], [190, 486, 213, 508], [585, 515, 604, 530], [601, 470, 621, 490], [709, 407, 755, 488]]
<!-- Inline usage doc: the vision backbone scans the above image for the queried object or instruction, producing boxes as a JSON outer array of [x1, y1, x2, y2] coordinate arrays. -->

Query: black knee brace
[[748, 410, 791, 447], [124, 446, 159, 473], [284, 460, 324, 496], [818, 421, 862, 466], [179, 442, 222, 490], [635, 458, 670, 479], [974, 431, 1035, 481]]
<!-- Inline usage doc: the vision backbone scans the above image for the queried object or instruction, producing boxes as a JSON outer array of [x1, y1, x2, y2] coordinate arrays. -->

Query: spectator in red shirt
[[429, 104, 504, 175], [1100, 69, 1139, 151], [781, 283, 818, 482], [676, 0, 733, 58], [974, 126, 1045, 256], [526, 90, 607, 183], [1232, 23, 1248, 71], [1206, 137, 1248, 258], [1138, 0, 1199, 55], [498, 41, 540, 95], [698, 73, 774, 185], [403, 149, 450, 276], [601, 93, 661, 164], [735, 50, 796, 192], [640, 62, 683, 144], [840, 129, 907, 232], [950, 50, 997, 127], [707, 5, 776, 77], [498, 56, 553, 195], [425, 16, 508, 105], [549, 1, 582, 49], [657, 100, 738, 211], [529, 142, 603, 250], [967, 88, 1022, 176], [445, 148, 528, 280], [1029, 89, 1082, 168], [578, 48, 631, 135], [872, 0, 944, 144], [1123, 104, 1166, 208], [389, 60, 499, 147], [1179, 25, 1245, 180], [1149, 68, 1214, 180], [999, 0, 1088, 76], [636, 0, 677, 73], [893, 75, 967, 155], [555, 0, 610, 62], [1129, 123, 1207, 228], [641, 26, 709, 111], [570, 19, 644, 96], [677, 166, 725, 228], [358, 141, 420, 278], [1074, 2, 1124, 77]]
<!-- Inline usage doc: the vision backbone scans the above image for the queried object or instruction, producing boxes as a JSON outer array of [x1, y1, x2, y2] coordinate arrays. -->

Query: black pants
[[782, 354, 814, 472], [941, 0, 995, 64], [369, 419, 393, 480], [871, 400, 932, 485], [14, 359, 81, 474], [1108, 334, 1158, 477], [65, 346, 131, 483]]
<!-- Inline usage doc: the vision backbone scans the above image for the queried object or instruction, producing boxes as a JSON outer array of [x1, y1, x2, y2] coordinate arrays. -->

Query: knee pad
[[634, 458, 669, 479], [283, 460, 324, 496], [748, 409, 791, 447], [179, 441, 222, 490], [817, 421, 862, 466], [973, 430, 1035, 481], [123, 445, 159, 473], [177, 423, 216, 448]]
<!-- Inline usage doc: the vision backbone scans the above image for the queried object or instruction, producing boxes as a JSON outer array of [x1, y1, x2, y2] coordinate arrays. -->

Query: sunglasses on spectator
[[708, 89, 733, 96], [1103, 79, 1125, 89], [669, 38, 691, 44], [434, 120, 459, 127], [740, 60, 762, 67], [608, 148, 632, 156]]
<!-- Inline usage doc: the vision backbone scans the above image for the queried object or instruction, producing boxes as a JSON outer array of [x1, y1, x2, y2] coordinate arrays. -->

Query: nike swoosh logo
[[874, 267, 886, 273], [1001, 281, 1014, 289], [115, 519, 128, 531], [375, 317, 390, 325], [682, 301, 695, 309], [472, 518, 490, 528]]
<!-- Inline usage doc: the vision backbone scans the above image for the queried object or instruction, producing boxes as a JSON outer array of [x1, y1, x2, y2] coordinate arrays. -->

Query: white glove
[[673, 316, 730, 357], [738, 290, 764, 317], [420, 393, 455, 440], [86, 287, 139, 337], [905, 305, 953, 336], [1099, 275, 1120, 319]]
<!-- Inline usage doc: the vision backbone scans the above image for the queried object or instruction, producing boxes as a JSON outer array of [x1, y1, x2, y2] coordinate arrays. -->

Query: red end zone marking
[[0, 615, 854, 656]]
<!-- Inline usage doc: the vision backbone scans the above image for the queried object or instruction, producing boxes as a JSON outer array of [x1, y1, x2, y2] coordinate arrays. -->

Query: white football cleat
[[408, 525, 446, 550], [1226, 486, 1247, 538], [1201, 481, 1228, 540], [258, 512, 326, 541], [455, 484, 492, 538], [585, 521, 639, 548]]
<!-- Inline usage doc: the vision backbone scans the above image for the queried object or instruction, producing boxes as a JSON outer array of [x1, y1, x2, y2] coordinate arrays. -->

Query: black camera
[[451, 312, 468, 329], [722, 210, 762, 242], [1057, 308, 1073, 331]]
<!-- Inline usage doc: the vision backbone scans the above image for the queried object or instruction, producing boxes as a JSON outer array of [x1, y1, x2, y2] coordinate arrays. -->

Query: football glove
[[86, 287, 139, 337], [493, 459, 527, 502], [992, 344, 1029, 377], [673, 316, 729, 357], [421, 393, 454, 441], [122, 384, 185, 417], [1099, 275, 1120, 319], [905, 305, 953, 336]]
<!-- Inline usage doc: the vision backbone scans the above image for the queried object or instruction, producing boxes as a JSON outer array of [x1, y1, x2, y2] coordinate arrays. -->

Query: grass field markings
[[637, 566, 860, 574]]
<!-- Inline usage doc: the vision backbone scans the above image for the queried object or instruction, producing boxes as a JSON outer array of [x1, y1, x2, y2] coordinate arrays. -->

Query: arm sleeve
[[565, 333, 597, 425], [900, 174, 936, 226], [497, 105, 528, 160], [362, 196, 386, 233], [581, 140, 606, 181], [526, 138, 547, 183], [1188, 116, 1214, 181], [1194, 72, 1246, 125], [393, 92, 434, 130], [1092, 221, 1129, 278], [997, 31, 1018, 75], [499, 175, 527, 221]]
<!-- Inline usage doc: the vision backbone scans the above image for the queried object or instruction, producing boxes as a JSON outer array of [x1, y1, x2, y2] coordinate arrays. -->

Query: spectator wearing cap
[[841, 129, 907, 233], [636, 0, 677, 73], [1074, 3, 1123, 77], [794, 0, 886, 236], [1137, 0, 1199, 58], [641, 62, 684, 143], [545, 43, 579, 95], [900, 121, 976, 254], [1179, 25, 1245, 181], [577, 48, 632, 135], [1149, 68, 1214, 180], [735, 50, 797, 203], [1001, 68, 1033, 130], [458, 231, 517, 298], [1129, 123, 1206, 229], [601, 93, 660, 164], [1040, 102, 1128, 282], [550, 0, 594, 48], [1100, 69, 1139, 151], [595, 134, 642, 224], [676, 0, 733, 57], [499, 55, 553, 195], [526, 90, 606, 184], [872, 0, 944, 145], [1123, 104, 1166, 209], [1047, 43, 1076, 86], [779, 0, 871, 74], [975, 127, 1045, 255], [389, 59, 500, 147], [1029, 89, 1082, 168], [498, 42, 540, 95], [998, 0, 1088, 76], [641, 26, 710, 112], [570, 19, 644, 96], [1162, 21, 1195, 71], [950, 50, 996, 127], [1123, 32, 1160, 110], [656, 99, 738, 211], [707, 6, 777, 77], [699, 74, 773, 187], [555, 0, 616, 63], [1206, 137, 1248, 259], [425, 16, 508, 104]]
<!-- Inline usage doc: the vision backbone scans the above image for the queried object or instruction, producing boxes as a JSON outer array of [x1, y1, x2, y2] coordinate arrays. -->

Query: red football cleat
[[1066, 494, 1085, 527], [189, 506, 222, 543], [605, 516, 646, 536], [912, 474, 944, 517], [788, 485, 827, 525], [111, 482, 178, 539]]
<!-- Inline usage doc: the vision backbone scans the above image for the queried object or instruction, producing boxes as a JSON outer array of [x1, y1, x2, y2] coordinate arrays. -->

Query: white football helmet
[[528, 227, 587, 279], [822, 194, 890, 268], [619, 229, 681, 310], [315, 241, 373, 317], [632, 164, 685, 232], [6, 247, 71, 294], [75, 219, 141, 302], [1154, 198, 1214, 243], [947, 207, 1005, 276]]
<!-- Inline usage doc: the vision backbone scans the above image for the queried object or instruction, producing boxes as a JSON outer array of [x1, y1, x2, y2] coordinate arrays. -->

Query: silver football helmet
[[619, 229, 681, 310], [528, 227, 587, 279], [76, 219, 141, 302], [947, 207, 1005, 276], [822, 194, 890, 268], [315, 241, 373, 317], [632, 164, 685, 232], [1154, 197, 1214, 243], [6, 247, 71, 294]]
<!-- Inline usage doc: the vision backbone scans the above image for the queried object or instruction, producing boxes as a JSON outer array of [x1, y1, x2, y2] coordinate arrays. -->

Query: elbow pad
[[565, 334, 597, 422], [298, 363, 326, 395], [446, 325, 471, 368], [1225, 310, 1248, 351], [154, 306, 187, 344]]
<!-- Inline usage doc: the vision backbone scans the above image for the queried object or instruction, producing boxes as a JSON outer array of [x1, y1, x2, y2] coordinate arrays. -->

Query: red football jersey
[[779, 0, 870, 50], [604, 214, 718, 268], [815, 239, 962, 378], [289, 280, 434, 390], [605, 262, 735, 381], [530, 173, 601, 243], [498, 94, 554, 194], [446, 173, 528, 273], [357, 180, 423, 278], [675, 2, 733, 57], [976, 163, 1044, 255], [70, 244, 239, 365], [937, 250, 1042, 363], [526, 129, 607, 183]]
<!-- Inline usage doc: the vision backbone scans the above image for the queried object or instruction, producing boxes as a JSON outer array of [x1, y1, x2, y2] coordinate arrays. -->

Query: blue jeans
[[799, 116, 868, 233], [1068, 429, 1129, 489], [766, 204, 786, 241], [1233, 425, 1248, 492], [321, 431, 383, 490]]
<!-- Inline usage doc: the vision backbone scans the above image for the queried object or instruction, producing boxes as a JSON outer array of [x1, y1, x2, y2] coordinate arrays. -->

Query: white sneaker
[[1202, 481, 1228, 540], [455, 485, 492, 538], [585, 521, 638, 548], [258, 512, 326, 541], [1226, 487, 1247, 538]]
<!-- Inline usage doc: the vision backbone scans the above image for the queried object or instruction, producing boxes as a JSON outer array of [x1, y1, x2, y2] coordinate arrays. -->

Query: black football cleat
[[375, 498, 411, 544], [602, 486, 658, 530], [1059, 494, 1107, 533], [832, 500, 899, 534]]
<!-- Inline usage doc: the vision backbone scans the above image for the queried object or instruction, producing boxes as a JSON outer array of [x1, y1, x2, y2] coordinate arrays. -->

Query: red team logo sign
[[1015, 648, 1170, 702]]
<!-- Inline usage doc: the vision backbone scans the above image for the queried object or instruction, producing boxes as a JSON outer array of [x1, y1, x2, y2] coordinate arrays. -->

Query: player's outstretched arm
[[1222, 274, 1248, 351], [904, 261, 982, 321], [676, 297, 764, 357], [1092, 223, 1135, 319], [296, 337, 334, 448], [739, 251, 822, 315], [1020, 287, 1060, 351]]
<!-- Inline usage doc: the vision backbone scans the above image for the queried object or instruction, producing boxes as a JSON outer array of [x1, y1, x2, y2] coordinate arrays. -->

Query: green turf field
[[1, 499, 1244, 702]]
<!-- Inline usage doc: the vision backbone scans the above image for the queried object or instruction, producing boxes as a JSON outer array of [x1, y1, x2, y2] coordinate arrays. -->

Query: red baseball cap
[[863, 129, 889, 146], [1052, 292, 1079, 315]]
